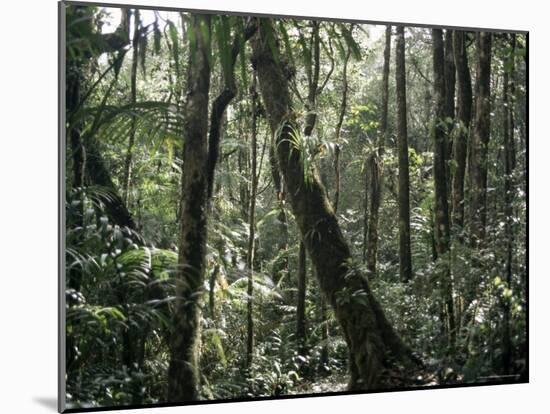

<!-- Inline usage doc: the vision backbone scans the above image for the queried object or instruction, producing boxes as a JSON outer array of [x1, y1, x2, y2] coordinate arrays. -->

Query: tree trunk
[[296, 240, 307, 357], [299, 21, 324, 361], [395, 26, 413, 283], [122, 9, 140, 205], [167, 14, 211, 402], [246, 71, 259, 371], [85, 139, 137, 232], [252, 19, 420, 391], [333, 47, 351, 213], [66, 43, 84, 382], [432, 29, 455, 348], [443, 30, 456, 195], [365, 25, 391, 276], [206, 19, 258, 199], [502, 34, 516, 375], [469, 32, 492, 246], [451, 31, 473, 234]]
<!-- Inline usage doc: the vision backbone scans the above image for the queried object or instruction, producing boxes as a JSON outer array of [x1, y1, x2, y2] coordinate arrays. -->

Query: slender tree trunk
[[365, 25, 391, 276], [432, 29, 455, 348], [451, 31, 473, 235], [167, 14, 211, 402], [209, 264, 220, 318], [320, 293, 329, 372], [443, 29, 456, 171], [299, 21, 325, 361], [395, 26, 413, 283], [469, 32, 492, 246], [502, 34, 516, 375], [246, 72, 259, 371], [304, 21, 320, 137], [269, 144, 289, 285], [122, 9, 140, 205], [252, 19, 421, 390], [206, 20, 258, 199], [362, 174, 369, 264], [66, 48, 84, 382], [333, 47, 351, 213], [296, 241, 307, 357]]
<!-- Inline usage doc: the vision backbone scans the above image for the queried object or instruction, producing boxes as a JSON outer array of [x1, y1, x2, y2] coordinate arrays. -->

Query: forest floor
[[290, 374, 349, 395]]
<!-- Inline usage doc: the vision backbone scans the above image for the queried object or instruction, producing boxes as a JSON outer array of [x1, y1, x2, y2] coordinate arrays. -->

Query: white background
[[0, 0, 546, 412]]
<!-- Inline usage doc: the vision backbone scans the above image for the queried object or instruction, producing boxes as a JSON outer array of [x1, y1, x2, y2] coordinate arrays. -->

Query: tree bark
[[167, 14, 211, 402], [432, 29, 455, 347], [395, 26, 413, 283], [252, 19, 420, 390], [469, 32, 492, 246], [451, 31, 473, 234]]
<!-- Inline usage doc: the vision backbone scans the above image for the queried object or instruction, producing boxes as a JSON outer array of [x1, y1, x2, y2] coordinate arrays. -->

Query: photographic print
[[60, 1, 528, 411]]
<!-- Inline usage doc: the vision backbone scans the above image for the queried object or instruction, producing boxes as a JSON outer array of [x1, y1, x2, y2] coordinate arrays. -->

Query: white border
[[1, 1, 546, 413]]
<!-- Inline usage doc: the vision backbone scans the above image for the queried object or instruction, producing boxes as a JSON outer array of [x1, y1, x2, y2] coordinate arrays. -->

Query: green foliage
[[65, 5, 527, 406]]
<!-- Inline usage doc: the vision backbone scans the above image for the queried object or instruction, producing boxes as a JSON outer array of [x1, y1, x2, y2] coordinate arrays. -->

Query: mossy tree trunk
[[252, 18, 420, 390], [395, 26, 413, 283], [167, 14, 211, 403], [431, 29, 455, 348]]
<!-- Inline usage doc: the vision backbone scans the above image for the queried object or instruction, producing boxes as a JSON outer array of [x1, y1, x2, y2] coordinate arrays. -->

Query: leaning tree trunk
[[469, 32, 492, 246], [395, 26, 413, 283], [365, 25, 391, 277], [432, 29, 455, 348], [252, 18, 420, 391], [167, 14, 211, 402], [451, 31, 473, 235]]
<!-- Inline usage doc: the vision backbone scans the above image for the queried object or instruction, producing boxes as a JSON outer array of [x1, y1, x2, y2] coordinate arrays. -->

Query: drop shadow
[[33, 396, 58, 412]]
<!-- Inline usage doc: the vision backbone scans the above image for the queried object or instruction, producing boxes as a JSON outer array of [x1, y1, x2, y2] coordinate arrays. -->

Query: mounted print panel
[[59, 1, 528, 411]]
